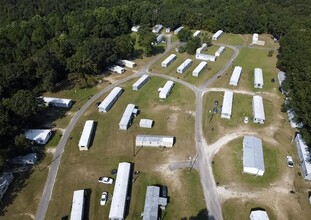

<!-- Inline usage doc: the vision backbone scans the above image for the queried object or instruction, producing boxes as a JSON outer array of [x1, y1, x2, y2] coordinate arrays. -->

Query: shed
[[177, 59, 192, 74], [249, 210, 269, 220], [295, 134, 311, 181], [243, 136, 265, 176], [136, 135, 175, 148], [78, 120, 95, 151], [212, 30, 224, 40], [215, 46, 225, 57], [254, 68, 264, 89], [195, 53, 216, 62], [192, 61, 207, 77], [132, 75, 150, 91], [119, 104, 138, 130], [98, 87, 123, 112], [42, 96, 73, 108], [143, 186, 168, 220], [221, 91, 233, 119], [118, 60, 136, 68], [229, 66, 242, 86], [174, 26, 184, 35], [158, 81, 174, 99], [252, 33, 259, 45], [108, 65, 125, 74], [193, 30, 201, 37], [0, 172, 14, 201], [152, 24, 163, 34], [10, 153, 37, 165], [139, 119, 153, 128], [161, 54, 177, 67], [252, 96, 265, 124], [131, 25, 140, 32], [109, 162, 131, 220], [24, 129, 52, 145], [70, 190, 85, 220]]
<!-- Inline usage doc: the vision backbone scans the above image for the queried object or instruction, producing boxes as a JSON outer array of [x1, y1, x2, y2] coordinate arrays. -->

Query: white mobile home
[[109, 162, 131, 220], [24, 129, 52, 145], [196, 43, 207, 54], [161, 54, 177, 67], [78, 120, 95, 151], [252, 96, 265, 124], [221, 91, 233, 119], [174, 26, 184, 35], [250, 210, 269, 220], [212, 30, 223, 40], [176, 59, 192, 74], [70, 190, 85, 220], [158, 81, 174, 99], [215, 46, 225, 57], [152, 24, 163, 34], [143, 186, 168, 220], [154, 34, 165, 45], [0, 172, 14, 201], [295, 134, 311, 181], [119, 104, 138, 130], [277, 71, 286, 86], [193, 30, 201, 37], [192, 61, 207, 77], [131, 25, 140, 32], [118, 60, 136, 68], [252, 33, 259, 45], [229, 66, 242, 86], [243, 136, 265, 176], [132, 75, 150, 91], [98, 87, 123, 112], [108, 65, 125, 74], [254, 68, 264, 88], [195, 53, 216, 62], [42, 96, 73, 108], [139, 119, 153, 128], [136, 135, 175, 147]]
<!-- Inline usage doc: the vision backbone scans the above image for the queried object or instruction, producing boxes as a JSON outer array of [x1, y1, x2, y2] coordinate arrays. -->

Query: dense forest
[[0, 0, 311, 167]]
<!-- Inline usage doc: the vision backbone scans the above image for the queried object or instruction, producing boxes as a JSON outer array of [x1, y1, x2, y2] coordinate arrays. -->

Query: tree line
[[0, 0, 310, 167]]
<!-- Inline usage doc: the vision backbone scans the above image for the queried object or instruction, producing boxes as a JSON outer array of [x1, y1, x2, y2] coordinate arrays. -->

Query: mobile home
[[176, 59, 192, 74], [229, 66, 242, 86], [252, 96, 265, 124], [254, 68, 264, 89], [158, 81, 174, 99], [161, 54, 177, 67], [192, 61, 207, 77], [78, 120, 95, 151]]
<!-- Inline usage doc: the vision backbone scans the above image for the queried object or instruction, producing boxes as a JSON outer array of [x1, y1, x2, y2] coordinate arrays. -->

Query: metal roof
[[193, 30, 201, 37], [162, 54, 176, 66], [253, 96, 265, 120], [177, 59, 192, 73], [250, 210, 269, 220], [119, 104, 136, 128], [139, 119, 153, 128], [132, 75, 150, 90], [24, 129, 51, 144], [70, 190, 85, 220], [277, 71, 286, 86], [192, 61, 207, 76], [254, 68, 264, 86], [174, 26, 184, 34], [243, 136, 265, 173], [42, 96, 72, 106], [212, 30, 223, 39], [109, 162, 131, 219], [98, 87, 123, 112], [221, 91, 233, 118], [143, 186, 167, 220], [215, 46, 225, 56], [229, 66, 242, 86], [159, 81, 174, 99], [295, 134, 311, 178], [78, 120, 94, 147]]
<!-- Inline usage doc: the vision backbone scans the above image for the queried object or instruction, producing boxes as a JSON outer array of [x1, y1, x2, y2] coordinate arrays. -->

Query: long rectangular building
[[161, 54, 177, 67], [243, 136, 265, 176], [143, 186, 168, 220], [174, 26, 184, 35], [252, 96, 265, 124], [192, 61, 207, 77], [24, 129, 52, 145], [229, 66, 242, 86], [177, 59, 192, 74], [98, 87, 123, 112], [109, 162, 131, 220], [132, 75, 150, 91], [295, 134, 311, 181], [221, 91, 233, 119], [78, 120, 95, 151], [215, 46, 225, 57], [159, 81, 174, 99], [108, 65, 125, 74], [70, 190, 85, 220], [212, 30, 223, 40], [195, 53, 216, 62], [119, 104, 138, 130], [42, 96, 73, 108], [254, 68, 264, 89], [136, 135, 175, 148]]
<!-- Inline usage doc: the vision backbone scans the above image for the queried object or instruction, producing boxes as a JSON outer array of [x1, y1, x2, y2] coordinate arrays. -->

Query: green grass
[[215, 33, 245, 46], [45, 130, 62, 148]]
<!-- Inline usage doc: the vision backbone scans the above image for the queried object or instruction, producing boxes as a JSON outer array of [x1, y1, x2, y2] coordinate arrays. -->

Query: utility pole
[[189, 154, 199, 173]]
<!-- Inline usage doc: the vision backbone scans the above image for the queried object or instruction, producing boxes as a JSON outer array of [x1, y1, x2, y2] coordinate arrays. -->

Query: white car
[[100, 192, 108, 206], [286, 156, 294, 168], [98, 176, 114, 184]]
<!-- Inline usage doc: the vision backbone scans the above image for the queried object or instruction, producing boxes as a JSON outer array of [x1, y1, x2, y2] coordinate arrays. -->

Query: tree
[[186, 37, 201, 55], [177, 28, 192, 42]]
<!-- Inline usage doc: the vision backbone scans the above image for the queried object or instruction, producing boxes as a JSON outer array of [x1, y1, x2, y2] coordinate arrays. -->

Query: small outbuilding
[[249, 210, 269, 220], [252, 96, 265, 124], [192, 61, 207, 77], [243, 136, 265, 176], [252, 33, 259, 45], [78, 120, 95, 151], [177, 59, 192, 74], [42, 96, 73, 108], [108, 65, 125, 74], [98, 87, 123, 112], [24, 129, 52, 145], [229, 66, 242, 86], [221, 91, 233, 119], [119, 104, 138, 130], [158, 81, 174, 99], [131, 25, 140, 32], [215, 46, 225, 57], [139, 119, 153, 128], [0, 172, 14, 201], [174, 26, 184, 35], [295, 134, 311, 181], [193, 30, 201, 37], [136, 135, 174, 148], [152, 24, 163, 34], [143, 186, 168, 220], [254, 68, 264, 89], [212, 30, 224, 40], [132, 75, 150, 91], [161, 54, 177, 67]]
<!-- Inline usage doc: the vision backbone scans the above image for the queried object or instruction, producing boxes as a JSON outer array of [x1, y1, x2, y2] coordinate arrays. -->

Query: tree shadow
[[180, 208, 210, 220], [152, 46, 165, 55]]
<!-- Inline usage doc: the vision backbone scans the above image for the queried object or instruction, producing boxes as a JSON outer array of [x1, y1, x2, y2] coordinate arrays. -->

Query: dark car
[[213, 107, 218, 114]]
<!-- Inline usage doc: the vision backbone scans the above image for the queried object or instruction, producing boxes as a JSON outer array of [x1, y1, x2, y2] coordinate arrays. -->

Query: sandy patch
[[153, 163, 182, 191]]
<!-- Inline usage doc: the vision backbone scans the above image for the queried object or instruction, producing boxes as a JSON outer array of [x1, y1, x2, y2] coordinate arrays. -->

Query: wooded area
[[0, 0, 310, 167]]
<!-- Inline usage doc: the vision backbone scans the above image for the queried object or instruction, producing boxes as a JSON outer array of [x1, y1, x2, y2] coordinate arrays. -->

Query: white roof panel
[[250, 210, 269, 220], [98, 87, 123, 112], [278, 71, 286, 86], [230, 66, 242, 85], [132, 74, 150, 89], [78, 120, 94, 147], [159, 81, 174, 98], [221, 91, 233, 116], [243, 136, 265, 172], [254, 68, 264, 85], [24, 129, 51, 144], [119, 104, 136, 127], [70, 190, 85, 220], [296, 134, 311, 175], [193, 61, 207, 74], [212, 30, 223, 39], [162, 54, 177, 66], [253, 96, 265, 120]]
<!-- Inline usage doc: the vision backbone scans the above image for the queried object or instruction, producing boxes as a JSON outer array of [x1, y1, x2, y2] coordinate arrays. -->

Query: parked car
[[214, 100, 219, 107], [213, 107, 217, 114], [161, 186, 168, 198], [98, 176, 114, 184], [100, 192, 108, 205], [286, 156, 294, 168]]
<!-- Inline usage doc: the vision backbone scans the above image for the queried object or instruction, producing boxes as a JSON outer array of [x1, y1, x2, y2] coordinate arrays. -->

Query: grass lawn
[[150, 46, 233, 86], [203, 92, 275, 144], [241, 34, 279, 49], [212, 138, 281, 187], [215, 33, 245, 46], [45, 76, 203, 220], [222, 198, 277, 220]]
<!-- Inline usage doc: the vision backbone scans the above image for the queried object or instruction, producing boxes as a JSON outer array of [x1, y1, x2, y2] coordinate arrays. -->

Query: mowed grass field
[[211, 47, 279, 92], [150, 46, 234, 86], [214, 33, 245, 46], [45, 76, 206, 220]]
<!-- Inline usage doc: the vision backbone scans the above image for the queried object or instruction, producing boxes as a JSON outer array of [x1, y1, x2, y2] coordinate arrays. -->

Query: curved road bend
[[36, 37, 179, 220]]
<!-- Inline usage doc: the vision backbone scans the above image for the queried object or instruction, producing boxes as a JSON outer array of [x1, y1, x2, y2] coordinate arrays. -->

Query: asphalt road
[[36, 39, 239, 220]]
